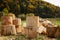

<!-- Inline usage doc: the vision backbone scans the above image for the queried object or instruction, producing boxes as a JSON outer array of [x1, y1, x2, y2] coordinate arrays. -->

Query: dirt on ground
[[0, 35, 57, 40]]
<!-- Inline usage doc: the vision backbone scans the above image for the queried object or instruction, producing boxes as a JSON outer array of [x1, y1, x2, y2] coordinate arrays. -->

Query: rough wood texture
[[37, 25, 46, 34], [11, 25, 17, 35], [1, 16, 13, 25], [46, 27, 57, 37], [13, 18, 21, 25], [8, 13, 15, 20], [26, 16, 39, 27], [1, 25, 16, 36], [55, 27, 60, 38], [15, 25, 22, 34], [21, 27, 37, 38]]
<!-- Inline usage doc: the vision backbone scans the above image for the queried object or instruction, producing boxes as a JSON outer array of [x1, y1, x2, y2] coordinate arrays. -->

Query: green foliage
[[18, 13, 34, 20], [3, 8, 8, 13], [0, 0, 60, 18], [26, 13, 34, 16], [18, 14, 26, 20]]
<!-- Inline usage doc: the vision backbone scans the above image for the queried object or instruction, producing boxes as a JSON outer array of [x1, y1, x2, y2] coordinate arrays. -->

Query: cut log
[[8, 13, 15, 20], [1, 25, 16, 36], [13, 18, 21, 25], [15, 25, 22, 34], [55, 27, 60, 38], [37, 25, 47, 34], [21, 27, 37, 38], [26, 16, 39, 27], [1, 16, 13, 25], [46, 26, 57, 37]]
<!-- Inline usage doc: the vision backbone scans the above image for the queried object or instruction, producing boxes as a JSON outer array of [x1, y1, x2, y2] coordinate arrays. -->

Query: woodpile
[[46, 25, 60, 38], [21, 27, 37, 38], [54, 26, 60, 38], [26, 16, 39, 27], [1, 14, 21, 36], [11, 25, 17, 35], [13, 18, 21, 34], [13, 18, 21, 25], [1, 14, 60, 38], [25, 16, 39, 38], [37, 25, 46, 34], [46, 26, 57, 37], [15, 25, 22, 34], [1, 25, 16, 36], [8, 13, 15, 20], [1, 16, 12, 25]]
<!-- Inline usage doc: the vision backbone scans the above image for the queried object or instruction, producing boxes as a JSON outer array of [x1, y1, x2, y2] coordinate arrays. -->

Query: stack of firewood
[[1, 13, 21, 35], [13, 18, 21, 34]]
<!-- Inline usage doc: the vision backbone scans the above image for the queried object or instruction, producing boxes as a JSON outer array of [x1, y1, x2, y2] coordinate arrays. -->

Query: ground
[[0, 18, 60, 40], [46, 18, 60, 25]]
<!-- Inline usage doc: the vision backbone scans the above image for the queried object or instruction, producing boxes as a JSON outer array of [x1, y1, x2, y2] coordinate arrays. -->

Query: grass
[[46, 18, 60, 25], [21, 20, 25, 26]]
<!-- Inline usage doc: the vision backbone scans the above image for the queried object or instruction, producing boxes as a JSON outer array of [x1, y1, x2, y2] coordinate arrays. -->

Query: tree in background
[[0, 0, 60, 18]]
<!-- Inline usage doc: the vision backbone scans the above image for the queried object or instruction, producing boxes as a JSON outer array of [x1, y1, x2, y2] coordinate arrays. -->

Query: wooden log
[[15, 25, 22, 34], [8, 13, 15, 20], [46, 26, 57, 37], [11, 25, 17, 35], [21, 27, 37, 38], [26, 16, 39, 27], [55, 27, 60, 38], [1, 16, 13, 25], [1, 25, 16, 36], [37, 25, 47, 34], [13, 18, 21, 25]]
